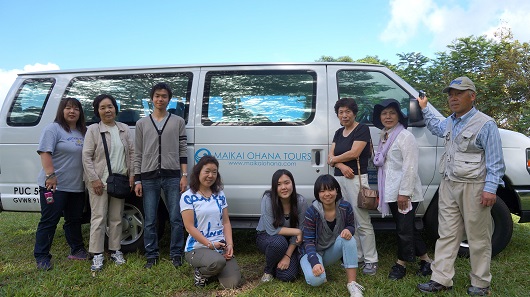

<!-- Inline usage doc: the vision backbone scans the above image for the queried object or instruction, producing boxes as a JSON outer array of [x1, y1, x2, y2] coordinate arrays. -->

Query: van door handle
[[315, 150, 321, 166]]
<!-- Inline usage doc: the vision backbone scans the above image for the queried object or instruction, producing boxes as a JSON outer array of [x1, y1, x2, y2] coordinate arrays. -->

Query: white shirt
[[180, 189, 228, 252], [381, 129, 423, 203]]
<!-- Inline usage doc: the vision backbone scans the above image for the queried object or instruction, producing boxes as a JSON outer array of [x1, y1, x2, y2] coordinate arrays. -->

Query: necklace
[[198, 190, 212, 198], [343, 122, 358, 137]]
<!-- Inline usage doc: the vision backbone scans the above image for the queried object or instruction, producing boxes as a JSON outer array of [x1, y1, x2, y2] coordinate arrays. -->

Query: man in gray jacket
[[134, 82, 188, 269]]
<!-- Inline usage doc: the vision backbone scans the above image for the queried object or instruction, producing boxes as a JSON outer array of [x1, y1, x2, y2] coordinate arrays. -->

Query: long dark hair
[[54, 97, 86, 135], [189, 155, 223, 194], [264, 169, 299, 228]]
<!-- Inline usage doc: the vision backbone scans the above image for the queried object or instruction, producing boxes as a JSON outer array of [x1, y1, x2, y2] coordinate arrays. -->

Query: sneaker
[[144, 257, 158, 269], [36, 258, 53, 271], [347, 281, 364, 297], [388, 263, 406, 280], [362, 262, 378, 275], [358, 261, 365, 270], [91, 254, 104, 272], [194, 267, 208, 287], [172, 256, 182, 268], [260, 273, 273, 282], [467, 286, 491, 296], [417, 280, 453, 293], [68, 248, 88, 260], [417, 260, 432, 276], [110, 250, 126, 265]]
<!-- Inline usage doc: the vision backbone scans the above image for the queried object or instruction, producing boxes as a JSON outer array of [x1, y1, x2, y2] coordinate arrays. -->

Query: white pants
[[336, 174, 378, 263]]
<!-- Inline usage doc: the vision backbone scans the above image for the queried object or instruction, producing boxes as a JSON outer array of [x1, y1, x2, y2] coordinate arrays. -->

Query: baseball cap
[[442, 76, 476, 93]]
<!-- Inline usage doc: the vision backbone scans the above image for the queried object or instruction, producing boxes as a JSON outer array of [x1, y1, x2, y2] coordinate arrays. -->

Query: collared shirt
[[422, 106, 505, 193]]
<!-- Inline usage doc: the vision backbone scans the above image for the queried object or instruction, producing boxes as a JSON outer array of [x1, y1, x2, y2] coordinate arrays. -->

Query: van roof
[[17, 62, 385, 76]]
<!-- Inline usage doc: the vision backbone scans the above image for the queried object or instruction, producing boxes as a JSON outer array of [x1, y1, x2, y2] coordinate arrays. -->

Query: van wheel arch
[[422, 193, 513, 258]]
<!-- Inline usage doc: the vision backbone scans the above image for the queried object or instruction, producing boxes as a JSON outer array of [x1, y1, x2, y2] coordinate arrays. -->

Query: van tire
[[119, 196, 145, 253], [422, 194, 513, 258]]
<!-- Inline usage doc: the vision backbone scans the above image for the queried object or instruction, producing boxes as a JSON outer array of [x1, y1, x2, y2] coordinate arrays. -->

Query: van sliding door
[[194, 65, 328, 224]]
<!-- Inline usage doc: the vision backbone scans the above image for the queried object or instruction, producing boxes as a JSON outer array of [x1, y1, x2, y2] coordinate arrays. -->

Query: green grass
[[1, 212, 529, 296]]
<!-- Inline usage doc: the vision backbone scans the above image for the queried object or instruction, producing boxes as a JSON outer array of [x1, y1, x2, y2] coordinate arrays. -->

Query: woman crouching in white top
[[180, 155, 242, 289]]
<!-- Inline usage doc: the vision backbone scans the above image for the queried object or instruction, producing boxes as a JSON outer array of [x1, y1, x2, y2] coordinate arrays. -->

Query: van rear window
[[203, 70, 316, 126], [7, 78, 55, 126], [64, 72, 192, 125]]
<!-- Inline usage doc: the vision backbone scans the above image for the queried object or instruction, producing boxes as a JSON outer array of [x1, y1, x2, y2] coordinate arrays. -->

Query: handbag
[[356, 141, 379, 210], [101, 132, 131, 199]]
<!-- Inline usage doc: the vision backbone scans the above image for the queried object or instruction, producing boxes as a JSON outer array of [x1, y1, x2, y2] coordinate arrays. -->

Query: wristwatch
[[182, 172, 188, 177]]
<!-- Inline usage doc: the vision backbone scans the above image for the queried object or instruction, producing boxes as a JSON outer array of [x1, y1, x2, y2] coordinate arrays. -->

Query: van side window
[[6, 78, 55, 126], [337, 70, 420, 126], [203, 70, 316, 126], [64, 72, 192, 125]]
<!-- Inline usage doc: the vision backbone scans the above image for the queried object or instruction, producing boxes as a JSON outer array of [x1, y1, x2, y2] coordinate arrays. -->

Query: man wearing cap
[[416, 77, 505, 295]]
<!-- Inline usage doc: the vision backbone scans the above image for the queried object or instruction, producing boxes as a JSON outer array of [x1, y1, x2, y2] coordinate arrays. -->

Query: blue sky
[[1, 0, 529, 103]]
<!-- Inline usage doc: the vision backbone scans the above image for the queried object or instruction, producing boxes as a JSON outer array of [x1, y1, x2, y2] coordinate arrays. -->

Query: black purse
[[101, 132, 131, 199]]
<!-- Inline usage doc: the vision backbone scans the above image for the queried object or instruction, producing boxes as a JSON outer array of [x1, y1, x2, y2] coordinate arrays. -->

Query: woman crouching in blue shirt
[[180, 156, 242, 289], [256, 169, 308, 282], [300, 174, 364, 297]]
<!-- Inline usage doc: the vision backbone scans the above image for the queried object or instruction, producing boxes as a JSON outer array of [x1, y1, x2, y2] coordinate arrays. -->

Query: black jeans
[[388, 201, 427, 262], [34, 188, 85, 260]]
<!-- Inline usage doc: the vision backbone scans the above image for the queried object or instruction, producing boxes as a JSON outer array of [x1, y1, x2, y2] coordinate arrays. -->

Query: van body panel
[[1, 62, 528, 255]]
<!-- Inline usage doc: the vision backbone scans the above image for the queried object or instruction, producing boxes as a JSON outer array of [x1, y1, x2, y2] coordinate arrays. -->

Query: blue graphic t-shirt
[[37, 122, 85, 192], [180, 189, 228, 252]]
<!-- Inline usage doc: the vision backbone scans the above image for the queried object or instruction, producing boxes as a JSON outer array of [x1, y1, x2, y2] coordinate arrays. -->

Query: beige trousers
[[336, 174, 379, 264], [87, 184, 125, 253], [431, 178, 493, 288]]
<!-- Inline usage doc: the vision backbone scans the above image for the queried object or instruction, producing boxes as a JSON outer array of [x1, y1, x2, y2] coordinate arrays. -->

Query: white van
[[1, 62, 529, 255]]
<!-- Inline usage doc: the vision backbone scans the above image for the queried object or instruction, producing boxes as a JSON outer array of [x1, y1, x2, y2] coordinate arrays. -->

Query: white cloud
[[0, 63, 60, 108], [381, 0, 530, 52], [380, 0, 434, 46]]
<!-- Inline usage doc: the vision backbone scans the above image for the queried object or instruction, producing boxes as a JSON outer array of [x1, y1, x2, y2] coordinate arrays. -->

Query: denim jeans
[[300, 235, 358, 286], [256, 232, 300, 281], [34, 188, 85, 260], [142, 177, 184, 259]]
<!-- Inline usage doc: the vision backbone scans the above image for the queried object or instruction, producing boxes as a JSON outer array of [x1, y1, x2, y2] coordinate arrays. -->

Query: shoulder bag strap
[[100, 132, 113, 175], [356, 157, 362, 188]]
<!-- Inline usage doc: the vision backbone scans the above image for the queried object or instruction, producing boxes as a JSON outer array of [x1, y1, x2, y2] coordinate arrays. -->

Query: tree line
[[317, 28, 530, 135]]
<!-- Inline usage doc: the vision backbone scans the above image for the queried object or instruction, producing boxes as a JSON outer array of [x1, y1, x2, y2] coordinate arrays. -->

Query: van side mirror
[[408, 98, 425, 127]]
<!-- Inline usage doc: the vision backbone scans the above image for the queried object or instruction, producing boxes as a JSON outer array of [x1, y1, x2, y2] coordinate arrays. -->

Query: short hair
[[189, 155, 223, 194], [54, 97, 86, 135], [92, 94, 119, 119], [334, 97, 359, 116], [150, 82, 173, 100], [313, 174, 342, 203]]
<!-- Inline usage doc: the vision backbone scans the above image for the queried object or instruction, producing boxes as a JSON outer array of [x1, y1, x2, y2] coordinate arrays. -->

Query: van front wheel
[[423, 195, 513, 258], [119, 197, 145, 253]]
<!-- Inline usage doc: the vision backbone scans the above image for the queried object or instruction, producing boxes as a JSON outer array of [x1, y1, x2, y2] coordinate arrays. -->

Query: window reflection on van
[[202, 70, 316, 126], [7, 78, 55, 126], [337, 70, 410, 125], [64, 72, 192, 125]]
